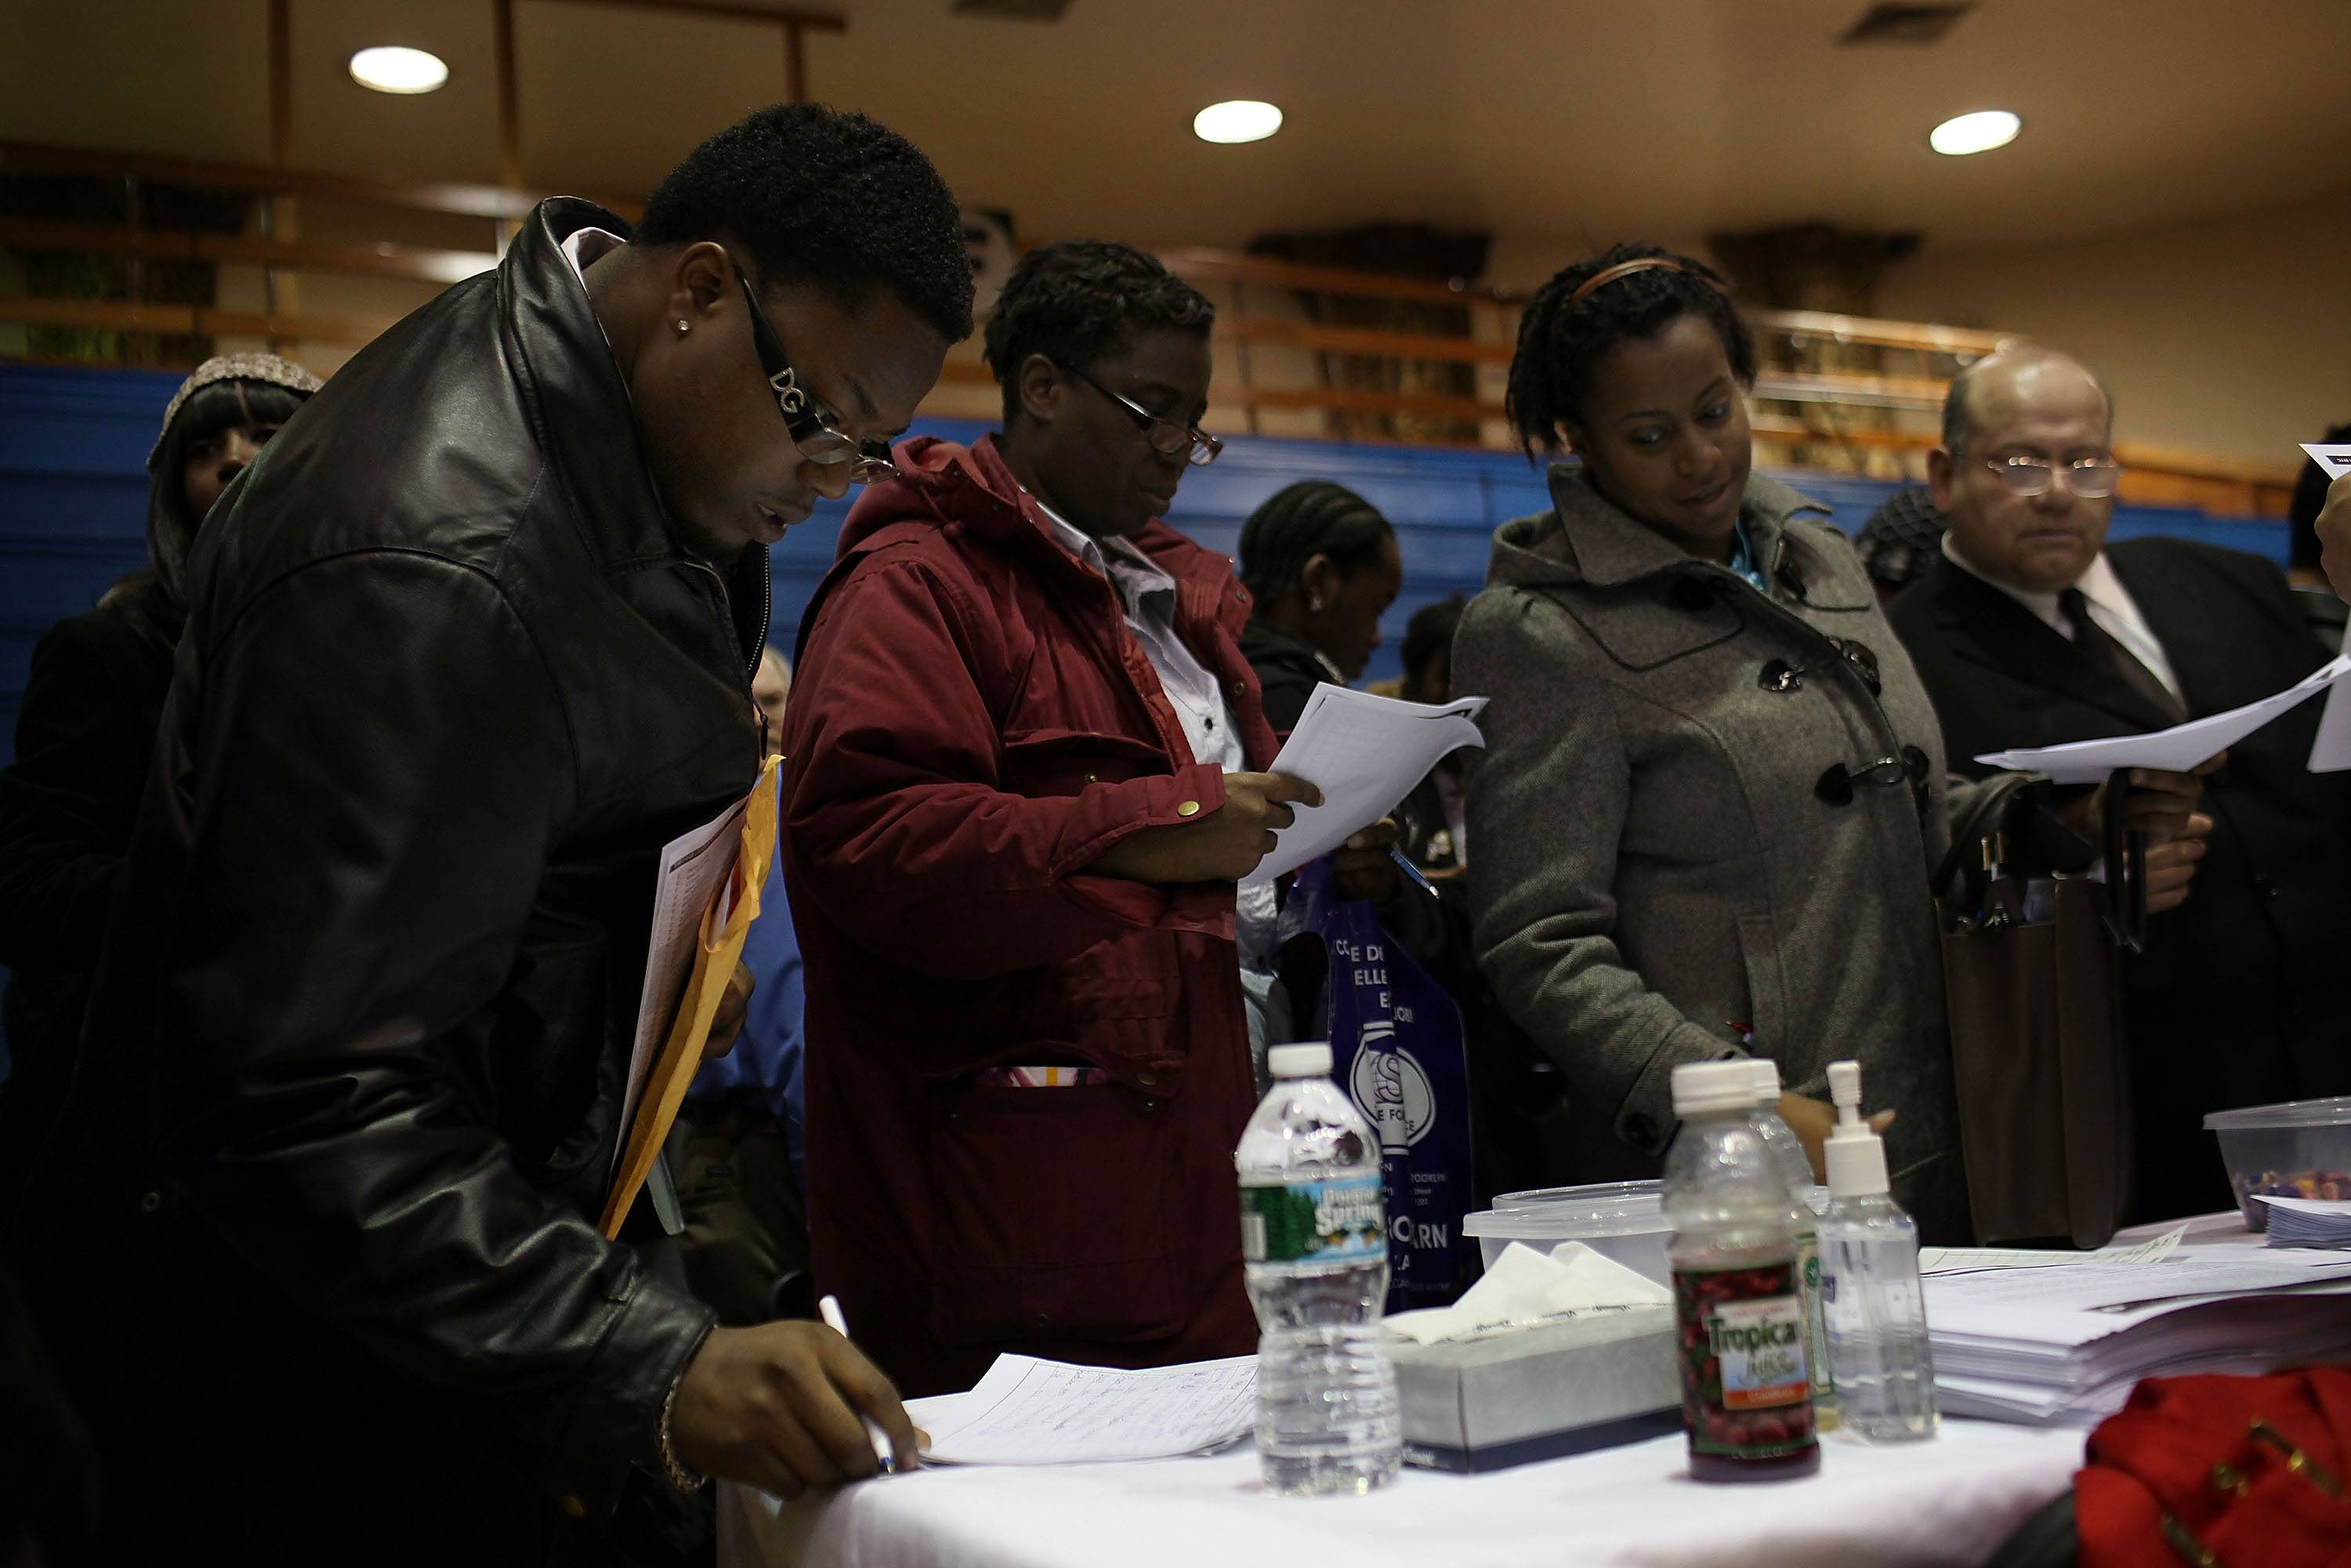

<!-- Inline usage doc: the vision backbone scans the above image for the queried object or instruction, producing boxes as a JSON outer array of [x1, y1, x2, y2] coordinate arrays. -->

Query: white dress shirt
[[1031, 499, 1283, 980], [1942, 535, 2185, 703]]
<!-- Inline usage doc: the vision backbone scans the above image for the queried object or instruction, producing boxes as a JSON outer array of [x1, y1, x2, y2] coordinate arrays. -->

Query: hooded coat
[[780, 433, 1276, 1398], [1455, 465, 1973, 1240]]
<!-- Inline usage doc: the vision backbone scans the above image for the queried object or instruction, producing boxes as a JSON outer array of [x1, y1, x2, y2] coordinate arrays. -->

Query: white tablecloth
[[718, 1418, 2084, 1568]]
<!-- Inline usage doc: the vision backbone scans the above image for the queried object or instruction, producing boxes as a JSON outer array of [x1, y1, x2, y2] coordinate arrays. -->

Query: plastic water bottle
[[1238, 1041, 1402, 1496], [1742, 1059, 1817, 1198], [1818, 1060, 1939, 1442], [1742, 1059, 1835, 1425], [1664, 1059, 1820, 1481]]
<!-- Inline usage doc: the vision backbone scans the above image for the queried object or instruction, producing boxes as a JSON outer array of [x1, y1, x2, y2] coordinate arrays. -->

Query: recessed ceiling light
[[1194, 100, 1283, 145], [1929, 109, 2020, 156], [350, 46, 449, 95]]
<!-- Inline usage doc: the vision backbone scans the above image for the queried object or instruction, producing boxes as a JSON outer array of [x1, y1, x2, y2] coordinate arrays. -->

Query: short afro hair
[[636, 103, 973, 345], [983, 241, 1214, 426], [1505, 242, 1755, 462]]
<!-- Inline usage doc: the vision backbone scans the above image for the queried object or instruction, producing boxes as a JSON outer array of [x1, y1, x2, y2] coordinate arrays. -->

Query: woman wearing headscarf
[[0, 353, 321, 1205]]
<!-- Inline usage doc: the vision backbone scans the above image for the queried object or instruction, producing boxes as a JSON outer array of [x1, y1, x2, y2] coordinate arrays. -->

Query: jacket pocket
[[999, 728, 1172, 798], [926, 1077, 1184, 1346], [1735, 911, 1791, 1056]]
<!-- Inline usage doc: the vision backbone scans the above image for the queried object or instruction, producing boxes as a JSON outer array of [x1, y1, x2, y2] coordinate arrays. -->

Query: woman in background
[[1236, 479, 1404, 734], [1456, 247, 2205, 1240], [0, 353, 321, 1207]]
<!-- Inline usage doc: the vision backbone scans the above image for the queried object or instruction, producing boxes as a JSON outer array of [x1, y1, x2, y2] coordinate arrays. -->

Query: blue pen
[[1388, 846, 1440, 898]]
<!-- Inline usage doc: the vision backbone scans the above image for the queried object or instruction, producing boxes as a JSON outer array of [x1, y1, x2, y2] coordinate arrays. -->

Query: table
[[718, 1418, 2085, 1568]]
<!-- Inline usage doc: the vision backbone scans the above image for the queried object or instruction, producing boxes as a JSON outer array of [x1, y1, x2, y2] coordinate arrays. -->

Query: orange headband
[[1567, 257, 1687, 308]]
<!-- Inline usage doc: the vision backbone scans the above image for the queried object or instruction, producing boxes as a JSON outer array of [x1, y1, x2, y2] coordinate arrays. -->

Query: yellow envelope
[[600, 753, 781, 1238]]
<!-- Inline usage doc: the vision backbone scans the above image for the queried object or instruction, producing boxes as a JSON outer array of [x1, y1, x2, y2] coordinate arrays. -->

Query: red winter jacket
[[781, 434, 1277, 1397]]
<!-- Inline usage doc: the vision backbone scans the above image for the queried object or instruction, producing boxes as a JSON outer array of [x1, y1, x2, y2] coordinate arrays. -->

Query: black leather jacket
[[30, 200, 763, 1533]]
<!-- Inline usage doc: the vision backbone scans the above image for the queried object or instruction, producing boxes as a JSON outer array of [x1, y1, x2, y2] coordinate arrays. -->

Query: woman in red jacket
[[781, 241, 1345, 1396]]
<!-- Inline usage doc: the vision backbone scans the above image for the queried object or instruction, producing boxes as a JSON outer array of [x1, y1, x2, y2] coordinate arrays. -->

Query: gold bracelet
[[658, 1370, 710, 1494]]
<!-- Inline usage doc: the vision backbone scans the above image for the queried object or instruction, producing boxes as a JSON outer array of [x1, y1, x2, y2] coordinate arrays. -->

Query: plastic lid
[[1745, 1059, 1782, 1106], [1673, 1059, 1756, 1116], [1267, 1042, 1333, 1079], [1462, 1182, 1668, 1240], [2204, 1095, 2351, 1131], [1487, 1180, 1663, 1228]]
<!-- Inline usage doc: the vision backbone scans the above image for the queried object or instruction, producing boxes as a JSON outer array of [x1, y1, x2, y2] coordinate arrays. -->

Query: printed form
[[916, 1356, 1258, 1465], [1245, 684, 1487, 885]]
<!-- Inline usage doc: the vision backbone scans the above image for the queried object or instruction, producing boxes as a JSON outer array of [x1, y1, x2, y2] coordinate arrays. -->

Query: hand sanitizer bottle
[[1817, 1060, 1938, 1443]]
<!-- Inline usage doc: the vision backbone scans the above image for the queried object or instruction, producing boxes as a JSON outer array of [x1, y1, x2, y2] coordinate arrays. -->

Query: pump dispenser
[[1824, 1060, 1889, 1199], [1815, 1060, 1938, 1443]]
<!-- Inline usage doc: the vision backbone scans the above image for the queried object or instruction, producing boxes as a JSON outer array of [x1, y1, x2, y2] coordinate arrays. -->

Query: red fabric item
[[781, 433, 1278, 1397], [2077, 1366, 2351, 1568]]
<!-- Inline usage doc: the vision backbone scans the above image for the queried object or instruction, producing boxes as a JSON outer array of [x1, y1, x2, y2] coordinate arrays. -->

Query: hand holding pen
[[820, 1294, 901, 1475], [666, 1313, 918, 1499]]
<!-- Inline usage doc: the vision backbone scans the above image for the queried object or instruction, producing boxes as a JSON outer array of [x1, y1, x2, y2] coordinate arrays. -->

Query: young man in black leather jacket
[[16, 104, 972, 1563]]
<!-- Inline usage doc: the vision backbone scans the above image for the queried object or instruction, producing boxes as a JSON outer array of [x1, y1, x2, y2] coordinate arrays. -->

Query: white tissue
[[1386, 1242, 1674, 1345]]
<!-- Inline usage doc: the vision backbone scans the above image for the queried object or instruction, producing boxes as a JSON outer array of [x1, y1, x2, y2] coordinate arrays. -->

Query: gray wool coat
[[1455, 465, 1974, 1240]]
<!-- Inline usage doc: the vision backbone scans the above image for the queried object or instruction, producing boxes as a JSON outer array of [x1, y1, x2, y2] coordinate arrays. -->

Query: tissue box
[[1389, 1305, 1682, 1473]]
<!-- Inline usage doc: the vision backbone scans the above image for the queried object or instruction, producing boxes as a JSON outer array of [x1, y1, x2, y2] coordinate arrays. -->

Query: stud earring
[[675, 320, 690, 335], [1308, 596, 1324, 613]]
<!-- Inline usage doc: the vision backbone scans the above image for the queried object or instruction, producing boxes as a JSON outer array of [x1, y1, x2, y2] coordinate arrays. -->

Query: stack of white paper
[[2256, 1196, 2351, 1249], [1244, 683, 1486, 885], [1925, 1255, 2351, 1424]]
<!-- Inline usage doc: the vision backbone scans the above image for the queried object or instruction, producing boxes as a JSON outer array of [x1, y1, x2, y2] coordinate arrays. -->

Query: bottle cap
[[1672, 1059, 1757, 1116], [1267, 1042, 1333, 1079], [1745, 1058, 1783, 1106]]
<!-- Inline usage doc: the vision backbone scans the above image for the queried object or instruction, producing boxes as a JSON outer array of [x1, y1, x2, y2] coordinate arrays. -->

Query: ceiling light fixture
[[1929, 109, 2020, 156], [1193, 100, 1283, 145], [350, 45, 450, 95]]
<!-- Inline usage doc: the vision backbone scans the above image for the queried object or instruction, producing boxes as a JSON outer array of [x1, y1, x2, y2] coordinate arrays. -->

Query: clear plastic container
[[1465, 1181, 1672, 1284], [1468, 1178, 1831, 1285], [2203, 1096, 2351, 1230]]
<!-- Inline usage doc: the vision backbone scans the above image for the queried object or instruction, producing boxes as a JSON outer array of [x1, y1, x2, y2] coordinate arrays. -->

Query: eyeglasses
[[1977, 455, 2123, 500], [1816, 745, 1930, 808], [1061, 364, 1223, 467], [733, 265, 898, 486]]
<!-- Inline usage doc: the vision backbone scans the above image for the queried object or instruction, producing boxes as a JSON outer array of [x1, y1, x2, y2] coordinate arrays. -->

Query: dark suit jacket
[[1888, 539, 2351, 1222]]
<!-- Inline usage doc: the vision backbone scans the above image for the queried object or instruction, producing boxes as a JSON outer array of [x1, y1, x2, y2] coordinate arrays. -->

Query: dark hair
[[1854, 486, 1946, 596], [114, 375, 314, 645], [2290, 422, 2351, 574], [1506, 243, 1756, 462], [636, 103, 974, 344], [983, 240, 1214, 425], [1237, 481, 1393, 609], [1400, 593, 1468, 684]]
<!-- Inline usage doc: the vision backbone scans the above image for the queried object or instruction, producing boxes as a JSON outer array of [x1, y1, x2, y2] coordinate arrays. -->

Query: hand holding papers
[[1244, 685, 1487, 886], [2301, 443, 2351, 480], [915, 1356, 1258, 1465], [601, 755, 781, 1237], [1974, 654, 2351, 784]]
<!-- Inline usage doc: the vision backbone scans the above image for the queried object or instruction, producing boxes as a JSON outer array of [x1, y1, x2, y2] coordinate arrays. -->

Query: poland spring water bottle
[[1237, 1041, 1402, 1496]]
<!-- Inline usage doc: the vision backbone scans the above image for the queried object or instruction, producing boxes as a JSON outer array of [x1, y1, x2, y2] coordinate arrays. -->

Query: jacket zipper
[[682, 555, 769, 760]]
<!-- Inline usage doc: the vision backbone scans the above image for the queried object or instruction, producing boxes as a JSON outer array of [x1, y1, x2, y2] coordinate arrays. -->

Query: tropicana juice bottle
[[1663, 1059, 1821, 1481]]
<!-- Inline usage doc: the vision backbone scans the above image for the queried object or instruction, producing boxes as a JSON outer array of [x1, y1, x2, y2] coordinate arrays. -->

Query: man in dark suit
[[1888, 346, 2351, 1223]]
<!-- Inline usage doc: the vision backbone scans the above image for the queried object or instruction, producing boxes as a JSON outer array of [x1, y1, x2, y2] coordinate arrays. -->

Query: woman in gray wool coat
[[1455, 245, 2208, 1243]]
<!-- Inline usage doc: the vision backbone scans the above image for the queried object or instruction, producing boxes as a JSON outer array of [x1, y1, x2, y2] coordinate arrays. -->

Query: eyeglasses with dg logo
[[732, 264, 899, 486]]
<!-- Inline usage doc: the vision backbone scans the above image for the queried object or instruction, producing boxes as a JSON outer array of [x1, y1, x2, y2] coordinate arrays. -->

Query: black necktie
[[2060, 587, 2186, 726]]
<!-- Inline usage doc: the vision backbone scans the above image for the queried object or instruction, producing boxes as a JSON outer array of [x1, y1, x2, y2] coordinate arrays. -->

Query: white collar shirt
[[1032, 498, 1281, 972], [1943, 535, 2184, 704]]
